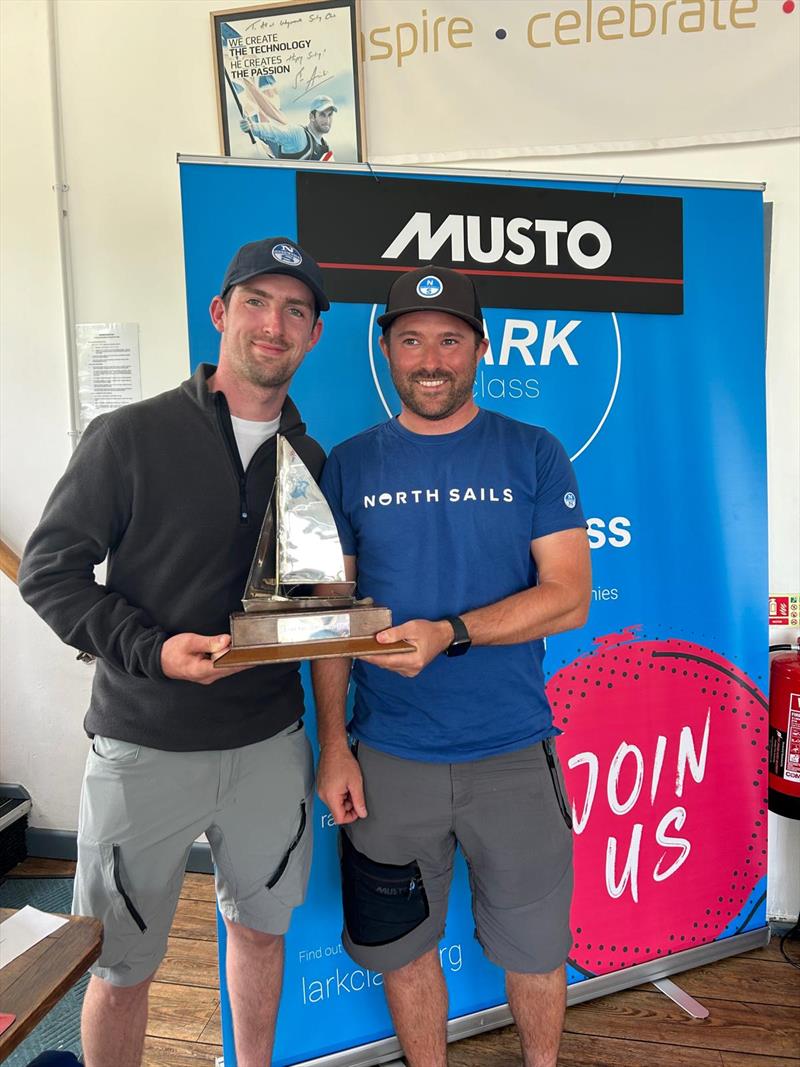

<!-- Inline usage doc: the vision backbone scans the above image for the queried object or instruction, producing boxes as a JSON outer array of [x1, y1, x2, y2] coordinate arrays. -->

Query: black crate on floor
[[0, 785, 31, 875]]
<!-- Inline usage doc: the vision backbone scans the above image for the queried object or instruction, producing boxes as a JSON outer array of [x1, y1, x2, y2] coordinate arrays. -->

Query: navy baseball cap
[[220, 236, 330, 312], [377, 265, 484, 334]]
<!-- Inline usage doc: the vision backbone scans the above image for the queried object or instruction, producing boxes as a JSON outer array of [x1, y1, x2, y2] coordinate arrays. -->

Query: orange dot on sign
[[783, 0, 796, 12]]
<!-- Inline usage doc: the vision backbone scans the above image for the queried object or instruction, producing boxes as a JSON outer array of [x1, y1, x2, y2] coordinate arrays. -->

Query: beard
[[231, 338, 300, 390], [390, 365, 476, 422]]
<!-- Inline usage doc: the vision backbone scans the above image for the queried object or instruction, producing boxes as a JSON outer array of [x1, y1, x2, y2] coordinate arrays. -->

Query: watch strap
[[443, 615, 471, 656]]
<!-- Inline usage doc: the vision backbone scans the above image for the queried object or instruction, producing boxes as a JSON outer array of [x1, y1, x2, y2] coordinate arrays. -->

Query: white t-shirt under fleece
[[230, 413, 281, 470]]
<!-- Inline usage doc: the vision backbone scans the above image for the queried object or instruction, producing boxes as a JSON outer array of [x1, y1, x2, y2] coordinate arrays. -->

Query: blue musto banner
[[178, 158, 767, 1066]]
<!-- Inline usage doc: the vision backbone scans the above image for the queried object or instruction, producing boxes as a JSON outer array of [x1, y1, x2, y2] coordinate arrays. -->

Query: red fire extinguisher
[[769, 643, 800, 820]]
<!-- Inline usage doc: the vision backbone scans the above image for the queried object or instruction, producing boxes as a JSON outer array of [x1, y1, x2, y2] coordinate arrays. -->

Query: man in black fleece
[[19, 237, 329, 1066]]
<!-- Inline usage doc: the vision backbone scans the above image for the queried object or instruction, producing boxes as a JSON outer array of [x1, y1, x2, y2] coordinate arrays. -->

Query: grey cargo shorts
[[73, 721, 314, 986], [341, 739, 574, 975]]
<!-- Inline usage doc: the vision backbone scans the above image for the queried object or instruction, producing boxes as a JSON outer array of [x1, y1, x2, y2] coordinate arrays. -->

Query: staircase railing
[[0, 540, 20, 585]]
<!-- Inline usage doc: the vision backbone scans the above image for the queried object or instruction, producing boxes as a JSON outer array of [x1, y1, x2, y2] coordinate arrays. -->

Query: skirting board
[[25, 826, 214, 874]]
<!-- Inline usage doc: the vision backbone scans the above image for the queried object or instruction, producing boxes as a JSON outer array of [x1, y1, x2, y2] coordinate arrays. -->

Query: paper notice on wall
[[76, 322, 141, 431]]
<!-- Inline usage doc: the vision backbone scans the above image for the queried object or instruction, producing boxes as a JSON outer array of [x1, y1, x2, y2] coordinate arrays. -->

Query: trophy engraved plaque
[[214, 435, 414, 667]]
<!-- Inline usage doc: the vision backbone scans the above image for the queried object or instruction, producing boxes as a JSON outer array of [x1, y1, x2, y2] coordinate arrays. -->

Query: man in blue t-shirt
[[313, 265, 590, 1067]]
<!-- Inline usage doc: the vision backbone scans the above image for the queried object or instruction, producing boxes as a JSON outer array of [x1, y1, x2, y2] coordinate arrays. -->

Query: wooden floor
[[8, 858, 800, 1066]]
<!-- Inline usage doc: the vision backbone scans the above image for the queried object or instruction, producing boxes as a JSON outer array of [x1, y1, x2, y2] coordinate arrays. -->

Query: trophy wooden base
[[213, 604, 415, 667], [214, 635, 415, 667]]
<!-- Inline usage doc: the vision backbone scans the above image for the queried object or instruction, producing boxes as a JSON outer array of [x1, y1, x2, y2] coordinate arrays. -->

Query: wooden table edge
[[0, 911, 102, 1056]]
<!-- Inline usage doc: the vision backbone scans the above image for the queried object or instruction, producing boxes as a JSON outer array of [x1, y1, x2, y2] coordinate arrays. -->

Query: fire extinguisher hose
[[780, 920, 800, 972]]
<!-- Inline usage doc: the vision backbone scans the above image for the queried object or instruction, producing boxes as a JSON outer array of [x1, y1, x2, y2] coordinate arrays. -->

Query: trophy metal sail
[[214, 435, 414, 667]]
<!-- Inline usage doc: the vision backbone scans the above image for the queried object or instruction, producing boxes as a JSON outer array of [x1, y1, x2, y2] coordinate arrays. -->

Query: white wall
[[0, 0, 94, 820], [1, 0, 797, 918]]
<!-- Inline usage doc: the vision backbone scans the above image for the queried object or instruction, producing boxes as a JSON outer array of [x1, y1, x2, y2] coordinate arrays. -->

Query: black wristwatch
[[443, 615, 472, 657]]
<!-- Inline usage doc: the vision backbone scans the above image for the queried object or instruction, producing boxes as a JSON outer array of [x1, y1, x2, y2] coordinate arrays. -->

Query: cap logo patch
[[416, 275, 443, 299], [564, 492, 577, 509], [272, 243, 303, 266]]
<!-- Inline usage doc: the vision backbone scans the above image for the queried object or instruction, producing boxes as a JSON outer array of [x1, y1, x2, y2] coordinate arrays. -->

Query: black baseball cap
[[377, 265, 484, 335], [220, 236, 330, 312]]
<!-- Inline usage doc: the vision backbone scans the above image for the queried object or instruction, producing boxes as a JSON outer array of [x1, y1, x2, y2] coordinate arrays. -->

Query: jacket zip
[[214, 394, 251, 524], [214, 393, 279, 527]]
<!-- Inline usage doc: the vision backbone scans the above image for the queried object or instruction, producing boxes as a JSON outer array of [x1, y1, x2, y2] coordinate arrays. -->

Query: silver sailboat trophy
[[214, 435, 414, 667]]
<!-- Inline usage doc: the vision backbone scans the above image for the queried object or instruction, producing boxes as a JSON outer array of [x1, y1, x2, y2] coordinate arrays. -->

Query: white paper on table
[[0, 906, 68, 969]]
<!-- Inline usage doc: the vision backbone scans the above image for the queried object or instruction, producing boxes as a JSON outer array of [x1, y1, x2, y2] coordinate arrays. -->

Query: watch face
[[446, 639, 471, 657]]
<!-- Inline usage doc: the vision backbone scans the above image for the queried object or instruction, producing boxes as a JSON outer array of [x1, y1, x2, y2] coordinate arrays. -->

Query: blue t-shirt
[[320, 410, 586, 762]]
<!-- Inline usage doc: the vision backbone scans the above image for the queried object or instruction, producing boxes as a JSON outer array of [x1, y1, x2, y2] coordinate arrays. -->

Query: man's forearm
[[311, 657, 353, 750], [462, 529, 591, 647], [462, 578, 590, 647], [312, 655, 367, 823], [367, 531, 590, 677], [18, 418, 168, 678]]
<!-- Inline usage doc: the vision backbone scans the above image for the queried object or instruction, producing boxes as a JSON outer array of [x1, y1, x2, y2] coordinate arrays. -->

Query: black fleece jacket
[[19, 364, 325, 751]]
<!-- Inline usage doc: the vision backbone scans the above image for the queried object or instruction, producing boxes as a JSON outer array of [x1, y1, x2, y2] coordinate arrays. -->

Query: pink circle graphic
[[549, 629, 767, 976]]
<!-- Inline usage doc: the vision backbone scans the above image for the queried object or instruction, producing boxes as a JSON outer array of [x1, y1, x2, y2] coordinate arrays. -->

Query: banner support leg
[[652, 977, 709, 1018]]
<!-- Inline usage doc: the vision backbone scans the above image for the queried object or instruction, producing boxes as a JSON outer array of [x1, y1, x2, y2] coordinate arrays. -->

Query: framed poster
[[211, 0, 366, 162]]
